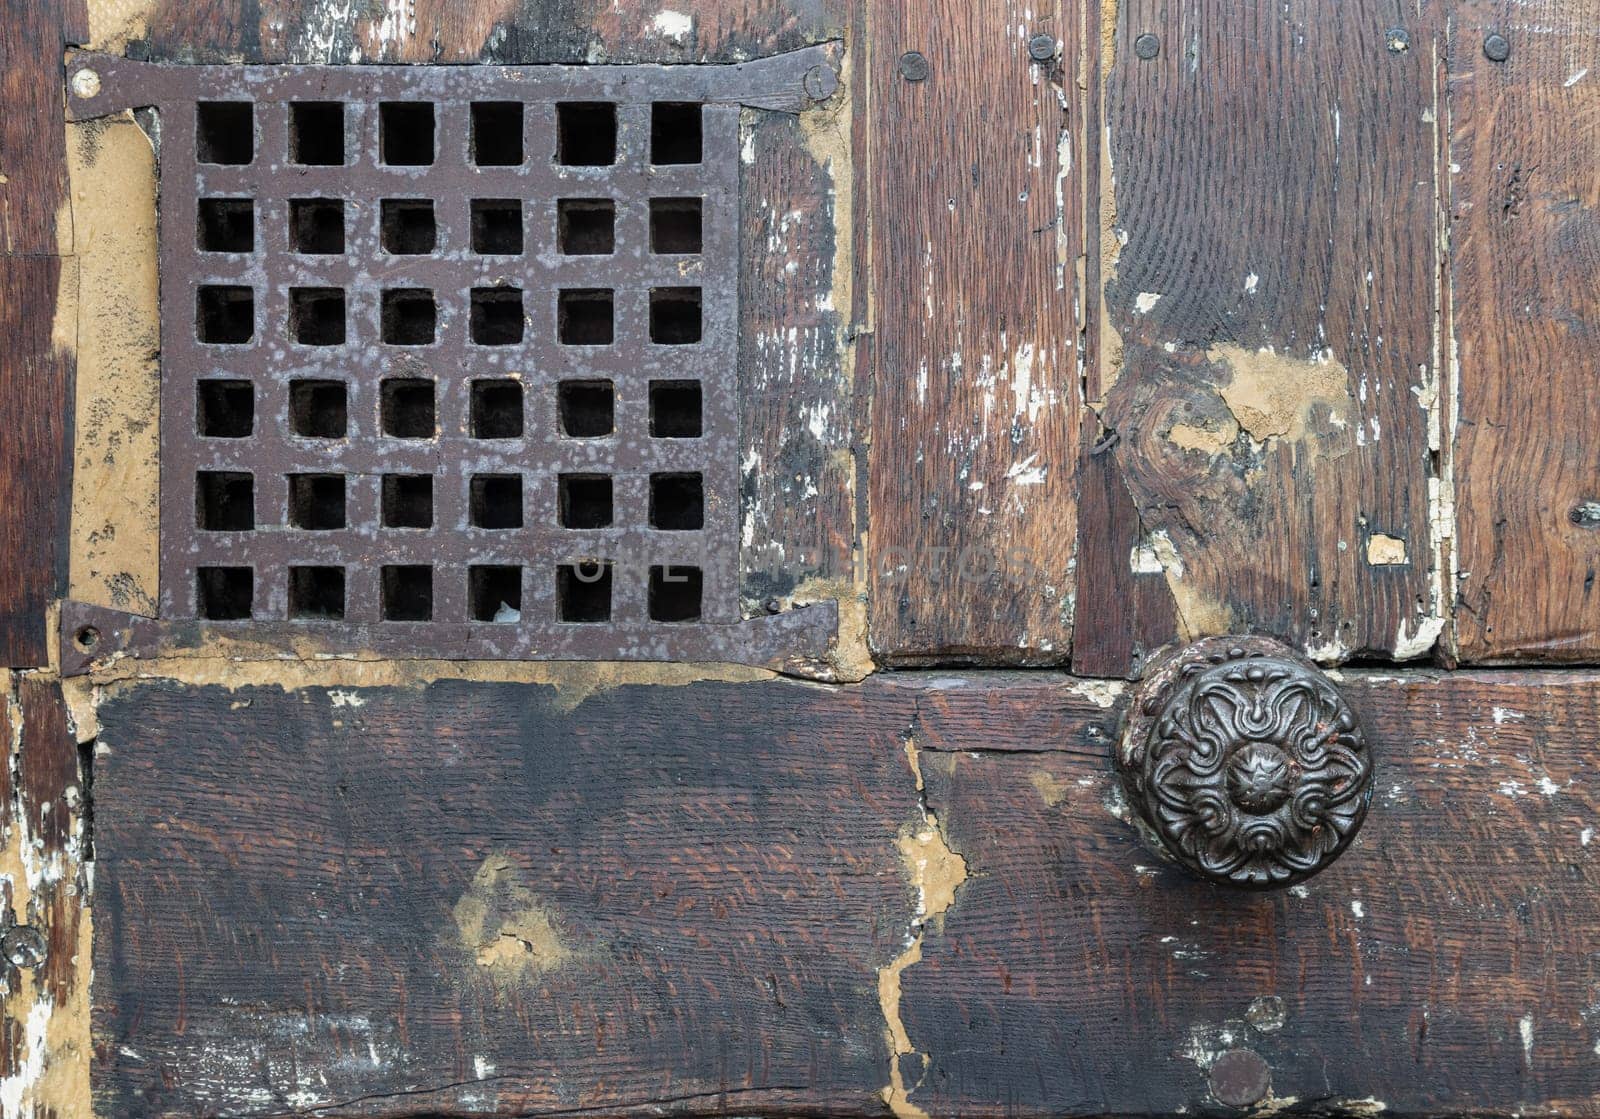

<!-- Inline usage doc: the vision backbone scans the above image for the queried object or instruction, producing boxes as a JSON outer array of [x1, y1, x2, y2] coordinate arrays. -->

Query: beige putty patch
[[1366, 533, 1408, 566], [65, 113, 160, 615], [1210, 343, 1354, 444], [453, 852, 577, 981]]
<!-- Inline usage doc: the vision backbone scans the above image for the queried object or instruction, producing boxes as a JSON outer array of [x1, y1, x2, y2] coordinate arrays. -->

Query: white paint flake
[[1520, 1014, 1535, 1066], [1350, 899, 1365, 919], [1491, 706, 1526, 725], [329, 689, 366, 708], [1134, 291, 1163, 314], [1582, 827, 1594, 847], [652, 10, 693, 42], [1565, 68, 1589, 87], [1244, 272, 1259, 294]]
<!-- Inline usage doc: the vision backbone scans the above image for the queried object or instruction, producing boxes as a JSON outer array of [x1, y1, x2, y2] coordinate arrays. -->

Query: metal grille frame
[[63, 47, 838, 667]]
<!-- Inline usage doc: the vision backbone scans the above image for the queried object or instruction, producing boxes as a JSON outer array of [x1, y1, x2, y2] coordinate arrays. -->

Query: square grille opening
[[650, 287, 702, 344], [380, 101, 435, 166], [289, 102, 345, 166], [289, 379, 348, 439], [291, 287, 346, 346], [557, 102, 617, 166], [470, 565, 523, 622], [381, 199, 436, 254], [196, 101, 253, 164], [471, 380, 524, 439], [650, 198, 702, 254], [197, 566, 253, 619], [471, 287, 524, 345], [196, 471, 254, 531], [197, 379, 254, 438], [559, 474, 613, 529], [652, 102, 702, 164], [558, 289, 614, 345], [288, 474, 347, 530], [289, 566, 346, 619], [382, 288, 437, 346], [381, 565, 433, 621], [558, 199, 615, 255], [649, 380, 702, 437], [557, 380, 614, 437], [196, 285, 253, 344], [381, 378, 436, 439], [290, 198, 345, 254], [471, 474, 523, 529], [471, 102, 524, 166], [650, 472, 704, 530], [470, 200, 522, 255], [557, 562, 612, 622], [198, 198, 254, 253], [382, 474, 433, 528], [649, 565, 703, 622], [154, 67, 765, 653]]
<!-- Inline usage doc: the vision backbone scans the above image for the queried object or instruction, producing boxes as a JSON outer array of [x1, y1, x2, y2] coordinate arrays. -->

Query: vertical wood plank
[[0, 0, 75, 667], [1079, 0, 1444, 670], [0, 674, 92, 1117], [1450, 0, 1600, 662], [864, 0, 1082, 663], [739, 108, 856, 607]]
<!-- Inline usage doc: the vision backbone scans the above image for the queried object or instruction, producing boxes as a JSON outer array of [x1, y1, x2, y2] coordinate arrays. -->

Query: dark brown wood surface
[[862, 0, 1082, 664], [139, 0, 845, 64], [739, 108, 856, 606], [0, 2, 76, 666], [1079, 0, 1443, 671], [93, 669, 1600, 1117], [1450, 0, 1600, 662]]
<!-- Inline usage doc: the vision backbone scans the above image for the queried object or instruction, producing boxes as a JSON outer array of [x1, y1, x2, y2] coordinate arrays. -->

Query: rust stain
[[877, 737, 968, 1119], [452, 852, 576, 981], [1210, 343, 1354, 445]]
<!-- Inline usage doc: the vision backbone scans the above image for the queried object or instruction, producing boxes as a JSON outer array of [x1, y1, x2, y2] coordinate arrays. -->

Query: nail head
[[1134, 33, 1161, 60], [1028, 33, 1057, 62], [71, 68, 101, 99], [898, 51, 930, 82], [1210, 1048, 1271, 1108], [2, 925, 48, 970], [1484, 33, 1510, 61], [1385, 27, 1410, 53], [803, 64, 839, 102]]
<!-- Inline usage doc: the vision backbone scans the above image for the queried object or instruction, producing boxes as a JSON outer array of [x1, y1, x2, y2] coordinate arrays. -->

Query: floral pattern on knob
[[1118, 636, 1374, 888]]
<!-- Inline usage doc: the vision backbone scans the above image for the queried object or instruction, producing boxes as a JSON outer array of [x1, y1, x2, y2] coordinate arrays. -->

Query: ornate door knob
[[1117, 636, 1375, 888]]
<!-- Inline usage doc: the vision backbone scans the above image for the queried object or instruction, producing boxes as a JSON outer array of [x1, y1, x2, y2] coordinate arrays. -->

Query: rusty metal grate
[[62, 49, 838, 668]]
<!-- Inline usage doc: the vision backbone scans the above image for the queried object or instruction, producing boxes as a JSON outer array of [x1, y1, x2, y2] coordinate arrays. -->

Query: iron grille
[[62, 48, 838, 666]]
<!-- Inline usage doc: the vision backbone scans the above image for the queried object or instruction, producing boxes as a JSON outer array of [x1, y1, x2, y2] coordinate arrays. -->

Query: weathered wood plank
[[92, 667, 1600, 1116], [1080, 0, 1444, 671], [863, 0, 1082, 663], [0, 0, 76, 667], [1450, 0, 1600, 662], [135, 0, 845, 64], [0, 674, 92, 1117], [904, 669, 1600, 1116], [91, 675, 926, 1117], [739, 105, 856, 609]]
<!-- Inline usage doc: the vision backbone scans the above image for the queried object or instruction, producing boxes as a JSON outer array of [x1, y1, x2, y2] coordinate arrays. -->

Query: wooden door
[[2, 1, 1598, 1115]]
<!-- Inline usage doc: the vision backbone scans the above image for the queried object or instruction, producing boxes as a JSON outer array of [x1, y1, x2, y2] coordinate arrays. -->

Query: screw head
[[1, 925, 47, 969], [1210, 1048, 1271, 1108], [70, 67, 101, 99], [898, 51, 930, 82], [1133, 32, 1161, 61], [1385, 27, 1410, 53], [1028, 33, 1057, 62], [803, 63, 839, 102], [1484, 32, 1510, 61]]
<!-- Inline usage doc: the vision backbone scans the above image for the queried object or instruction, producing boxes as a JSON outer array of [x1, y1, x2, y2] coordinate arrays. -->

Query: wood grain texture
[[92, 668, 1600, 1117], [739, 107, 856, 607], [863, 0, 1082, 664], [904, 669, 1600, 1117], [139, 0, 845, 64], [0, 0, 76, 667], [91, 676, 925, 1117], [1082, 0, 1444, 670], [0, 673, 93, 1117], [1450, 0, 1600, 662]]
